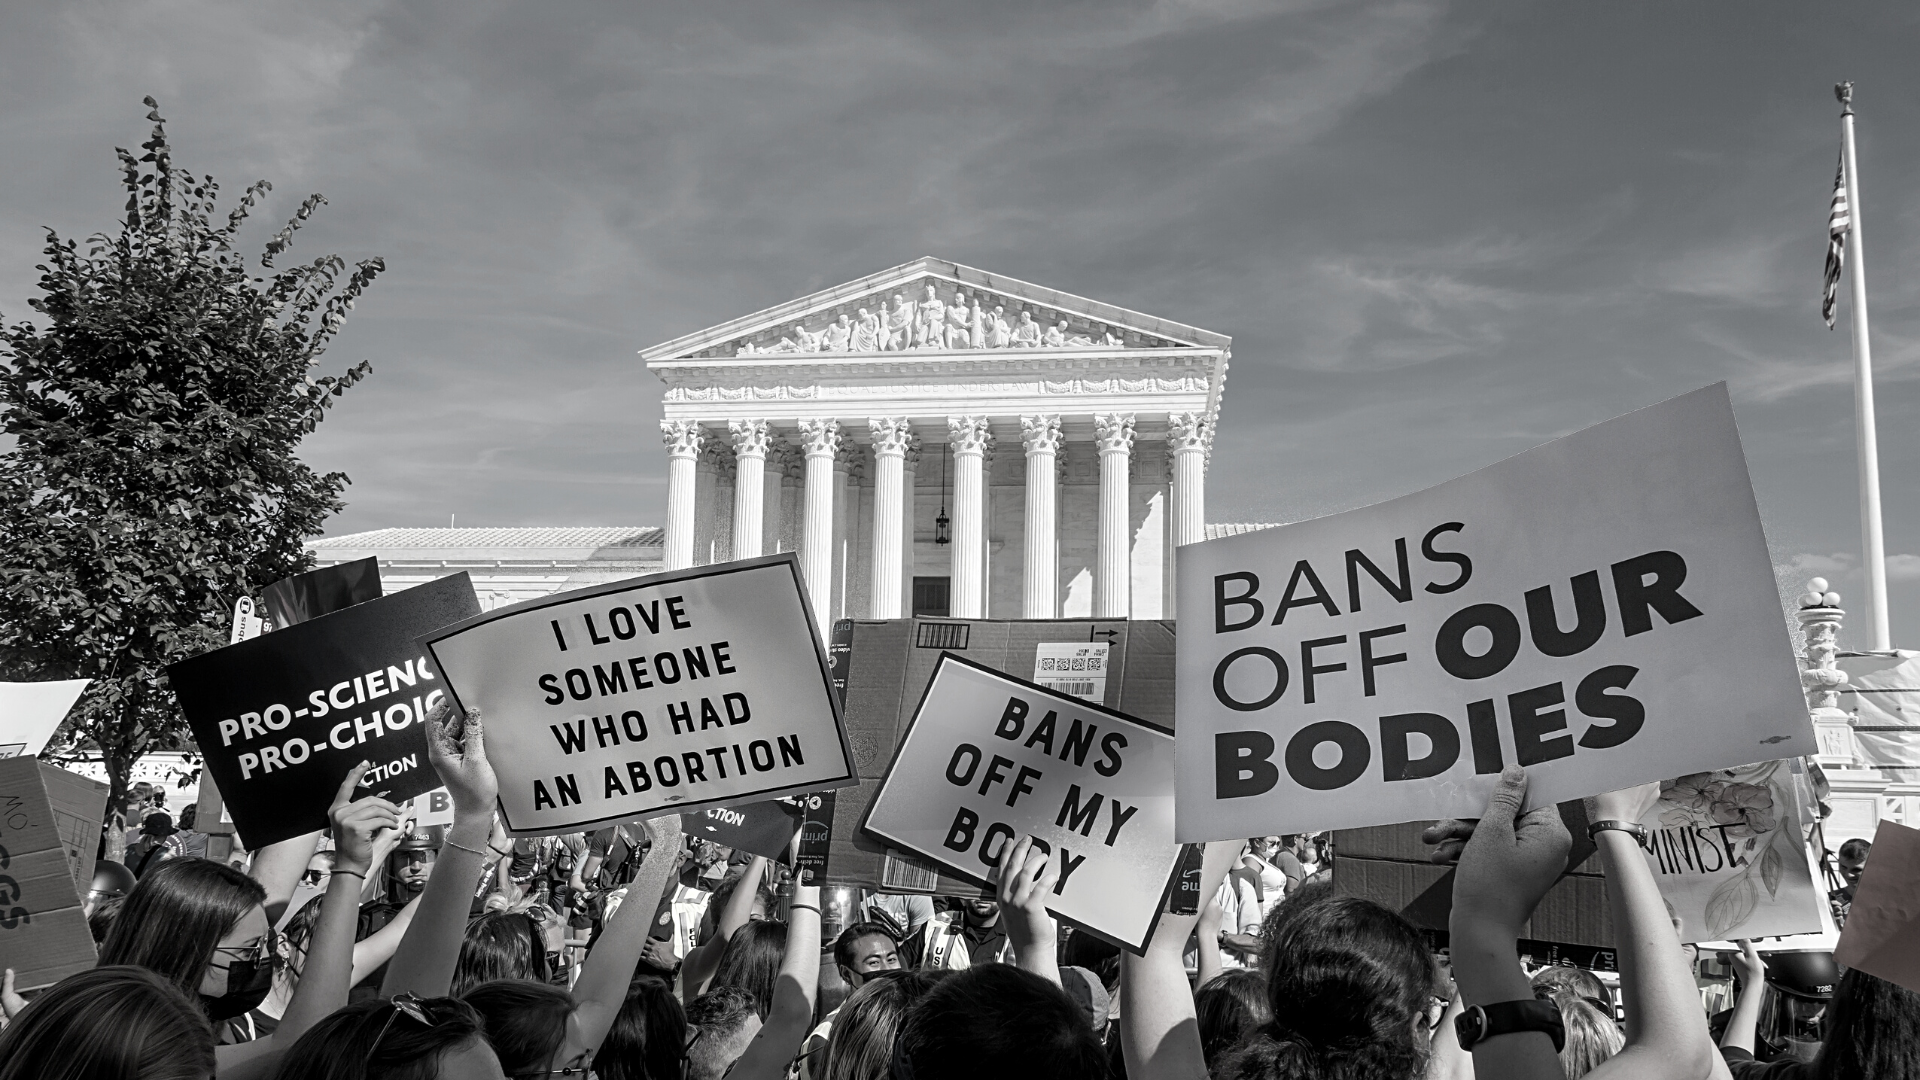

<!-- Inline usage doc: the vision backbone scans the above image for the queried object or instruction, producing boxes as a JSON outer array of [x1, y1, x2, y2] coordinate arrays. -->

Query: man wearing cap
[[127, 812, 182, 877]]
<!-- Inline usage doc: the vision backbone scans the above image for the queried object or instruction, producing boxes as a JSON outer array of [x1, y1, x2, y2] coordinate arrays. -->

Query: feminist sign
[[423, 555, 855, 835], [862, 654, 1180, 952], [1175, 384, 1812, 841]]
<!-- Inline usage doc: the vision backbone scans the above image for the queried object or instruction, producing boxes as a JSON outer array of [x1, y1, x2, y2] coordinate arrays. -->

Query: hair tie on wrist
[[333, 869, 367, 882], [444, 838, 492, 859]]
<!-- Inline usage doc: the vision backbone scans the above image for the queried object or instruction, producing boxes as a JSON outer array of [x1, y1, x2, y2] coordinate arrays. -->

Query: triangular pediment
[[640, 257, 1229, 363]]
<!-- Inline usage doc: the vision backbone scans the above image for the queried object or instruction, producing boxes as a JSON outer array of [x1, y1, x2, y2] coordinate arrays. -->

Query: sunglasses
[[367, 993, 435, 1063], [301, 868, 330, 886], [212, 929, 280, 968]]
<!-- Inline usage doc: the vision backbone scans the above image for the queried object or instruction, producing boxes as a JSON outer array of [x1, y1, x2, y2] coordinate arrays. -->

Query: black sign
[[687, 798, 803, 862], [168, 574, 479, 849], [263, 557, 383, 629]]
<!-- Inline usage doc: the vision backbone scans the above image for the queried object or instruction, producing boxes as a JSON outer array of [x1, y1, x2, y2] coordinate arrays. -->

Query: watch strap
[[1455, 998, 1566, 1052], [1586, 819, 1648, 842]]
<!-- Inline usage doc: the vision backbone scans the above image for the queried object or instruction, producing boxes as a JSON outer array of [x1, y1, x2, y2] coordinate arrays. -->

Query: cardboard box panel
[[0, 758, 106, 990], [824, 618, 1174, 892]]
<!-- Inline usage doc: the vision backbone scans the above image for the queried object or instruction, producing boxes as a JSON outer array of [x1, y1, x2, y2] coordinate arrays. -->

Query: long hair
[[99, 856, 266, 994], [1196, 969, 1272, 1068], [1216, 894, 1432, 1080], [595, 974, 688, 1080], [0, 966, 215, 1080], [454, 911, 548, 995], [710, 918, 787, 1019], [464, 978, 574, 1080], [822, 970, 944, 1080], [1550, 994, 1622, 1079], [894, 964, 1105, 1080], [1817, 968, 1920, 1080], [268, 995, 489, 1080]]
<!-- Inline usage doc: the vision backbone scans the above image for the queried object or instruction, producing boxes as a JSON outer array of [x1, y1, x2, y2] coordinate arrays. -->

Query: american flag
[[1824, 149, 1850, 329]]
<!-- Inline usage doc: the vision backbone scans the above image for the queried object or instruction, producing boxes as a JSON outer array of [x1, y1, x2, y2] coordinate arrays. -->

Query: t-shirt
[[1273, 851, 1306, 892], [588, 826, 647, 888], [960, 919, 1008, 965], [1720, 1047, 1816, 1079]]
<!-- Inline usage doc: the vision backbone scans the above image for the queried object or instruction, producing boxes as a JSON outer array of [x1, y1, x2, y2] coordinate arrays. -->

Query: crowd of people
[[2, 702, 1915, 1080]]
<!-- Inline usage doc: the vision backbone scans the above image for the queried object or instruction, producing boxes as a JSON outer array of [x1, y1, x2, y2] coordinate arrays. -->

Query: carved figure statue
[[969, 296, 987, 349], [853, 308, 880, 352], [886, 294, 913, 351], [1012, 310, 1041, 348], [1043, 321, 1067, 348], [990, 305, 1011, 348], [1100, 325, 1124, 347], [778, 322, 821, 353], [823, 313, 852, 352], [946, 291, 974, 349], [916, 284, 942, 348]]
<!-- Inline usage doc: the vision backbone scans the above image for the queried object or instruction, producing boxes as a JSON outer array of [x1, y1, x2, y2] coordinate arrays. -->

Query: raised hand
[[2, 968, 25, 1021], [995, 835, 1062, 985], [1731, 938, 1764, 985], [425, 698, 497, 818], [329, 762, 403, 877], [1447, 766, 1570, 938]]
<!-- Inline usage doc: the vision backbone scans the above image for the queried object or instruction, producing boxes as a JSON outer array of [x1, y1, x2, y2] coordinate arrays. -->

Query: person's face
[[965, 898, 1000, 924], [439, 1037, 508, 1080], [840, 932, 901, 987], [394, 848, 437, 889], [200, 904, 272, 996], [1839, 850, 1868, 886], [302, 855, 333, 891], [1299, 841, 1319, 864]]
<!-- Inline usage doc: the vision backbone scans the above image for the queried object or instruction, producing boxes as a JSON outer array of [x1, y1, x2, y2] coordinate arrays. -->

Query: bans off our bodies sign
[[424, 555, 856, 835], [862, 655, 1181, 952], [1175, 385, 1813, 840]]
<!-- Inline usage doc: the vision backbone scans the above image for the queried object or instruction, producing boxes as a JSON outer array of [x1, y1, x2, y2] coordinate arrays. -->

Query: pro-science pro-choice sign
[[1175, 384, 1813, 841], [423, 555, 855, 836]]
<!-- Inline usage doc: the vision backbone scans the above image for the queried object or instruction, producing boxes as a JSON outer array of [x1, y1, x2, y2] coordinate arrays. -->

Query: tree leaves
[[0, 97, 382, 807]]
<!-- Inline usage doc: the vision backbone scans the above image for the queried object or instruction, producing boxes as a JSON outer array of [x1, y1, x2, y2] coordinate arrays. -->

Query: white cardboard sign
[[424, 555, 856, 835], [1175, 384, 1812, 840], [861, 653, 1181, 952], [0, 680, 89, 759]]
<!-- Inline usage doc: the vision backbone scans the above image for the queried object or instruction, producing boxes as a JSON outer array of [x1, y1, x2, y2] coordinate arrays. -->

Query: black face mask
[[201, 956, 274, 1021]]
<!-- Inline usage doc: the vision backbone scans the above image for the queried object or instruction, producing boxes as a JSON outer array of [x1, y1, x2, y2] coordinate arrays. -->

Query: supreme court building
[[648, 257, 1235, 627]]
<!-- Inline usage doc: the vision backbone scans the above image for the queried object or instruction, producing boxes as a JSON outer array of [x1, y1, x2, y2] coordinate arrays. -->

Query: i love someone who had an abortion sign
[[1175, 385, 1815, 841]]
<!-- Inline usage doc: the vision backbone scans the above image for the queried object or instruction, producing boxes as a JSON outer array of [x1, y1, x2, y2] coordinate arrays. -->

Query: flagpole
[[1838, 81, 1891, 651]]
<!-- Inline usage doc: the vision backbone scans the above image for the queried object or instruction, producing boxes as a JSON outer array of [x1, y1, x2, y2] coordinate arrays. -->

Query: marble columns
[[948, 416, 992, 618], [869, 419, 912, 619], [1021, 415, 1063, 618], [797, 419, 842, 626], [1167, 412, 1208, 549], [661, 420, 703, 571], [729, 420, 770, 559], [1094, 413, 1135, 618]]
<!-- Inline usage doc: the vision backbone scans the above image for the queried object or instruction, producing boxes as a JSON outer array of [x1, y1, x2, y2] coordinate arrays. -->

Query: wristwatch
[[1587, 819, 1649, 843], [1455, 998, 1566, 1052]]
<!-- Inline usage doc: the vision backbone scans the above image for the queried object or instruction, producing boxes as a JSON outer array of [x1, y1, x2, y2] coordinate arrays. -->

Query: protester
[[592, 975, 688, 1080], [0, 966, 216, 1080], [1829, 837, 1870, 927], [127, 811, 183, 877], [99, 761, 400, 1074], [177, 806, 211, 859], [833, 922, 903, 989], [1193, 968, 1270, 1069], [817, 970, 945, 1080], [452, 910, 551, 995], [894, 964, 1105, 1080], [265, 994, 506, 1080], [701, 882, 823, 1080], [708, 919, 788, 1020], [684, 986, 761, 1080], [681, 855, 772, 1001]]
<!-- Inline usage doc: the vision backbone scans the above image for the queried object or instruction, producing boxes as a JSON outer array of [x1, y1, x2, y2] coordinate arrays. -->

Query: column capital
[[700, 440, 735, 480], [661, 419, 705, 458], [903, 434, 924, 469], [1094, 413, 1136, 454], [1021, 414, 1065, 455], [1166, 412, 1208, 453], [869, 417, 914, 457], [797, 418, 843, 459], [948, 415, 992, 456], [729, 418, 772, 458], [834, 439, 865, 479]]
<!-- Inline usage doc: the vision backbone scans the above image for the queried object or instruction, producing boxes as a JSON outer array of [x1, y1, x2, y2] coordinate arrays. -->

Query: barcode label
[[882, 851, 940, 892], [1042, 680, 1097, 697]]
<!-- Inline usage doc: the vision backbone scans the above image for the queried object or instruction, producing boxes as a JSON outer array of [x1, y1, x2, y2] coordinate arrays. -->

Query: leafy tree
[[0, 98, 383, 833]]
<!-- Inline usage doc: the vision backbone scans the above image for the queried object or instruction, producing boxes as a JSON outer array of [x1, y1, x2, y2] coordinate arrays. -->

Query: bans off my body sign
[[861, 654, 1181, 952], [423, 554, 855, 835], [1175, 384, 1813, 841]]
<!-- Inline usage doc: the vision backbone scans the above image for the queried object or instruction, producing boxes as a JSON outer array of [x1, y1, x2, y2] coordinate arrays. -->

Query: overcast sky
[[4, 1, 1918, 648]]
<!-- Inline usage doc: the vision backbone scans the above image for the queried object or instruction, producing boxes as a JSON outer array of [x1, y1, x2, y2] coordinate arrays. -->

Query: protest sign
[[1176, 384, 1811, 840], [168, 573, 480, 849], [263, 556, 383, 629], [1637, 759, 1825, 943], [423, 554, 855, 836], [860, 653, 1181, 952], [407, 787, 456, 828], [688, 798, 803, 862], [0, 757, 108, 990], [0, 679, 88, 759], [1834, 820, 1920, 994]]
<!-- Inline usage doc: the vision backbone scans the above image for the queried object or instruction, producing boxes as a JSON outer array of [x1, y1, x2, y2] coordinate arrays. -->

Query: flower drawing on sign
[[1651, 765, 1793, 939]]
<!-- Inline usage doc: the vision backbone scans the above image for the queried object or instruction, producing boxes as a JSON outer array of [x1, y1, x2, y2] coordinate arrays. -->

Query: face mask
[[201, 956, 275, 1021]]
